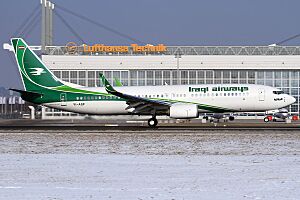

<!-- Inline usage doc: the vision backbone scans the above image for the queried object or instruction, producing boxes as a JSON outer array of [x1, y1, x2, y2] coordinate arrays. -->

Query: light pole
[[175, 53, 181, 85]]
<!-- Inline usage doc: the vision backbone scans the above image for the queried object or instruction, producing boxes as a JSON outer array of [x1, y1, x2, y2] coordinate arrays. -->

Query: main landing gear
[[148, 117, 158, 127]]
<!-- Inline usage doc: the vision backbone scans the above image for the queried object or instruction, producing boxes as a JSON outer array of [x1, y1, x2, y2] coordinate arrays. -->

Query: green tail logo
[[11, 38, 64, 92]]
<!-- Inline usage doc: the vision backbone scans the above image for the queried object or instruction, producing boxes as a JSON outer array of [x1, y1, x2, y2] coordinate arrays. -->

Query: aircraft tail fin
[[11, 38, 64, 92]]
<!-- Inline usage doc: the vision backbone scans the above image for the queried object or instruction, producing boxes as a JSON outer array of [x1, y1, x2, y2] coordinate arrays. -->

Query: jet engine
[[169, 104, 199, 119]]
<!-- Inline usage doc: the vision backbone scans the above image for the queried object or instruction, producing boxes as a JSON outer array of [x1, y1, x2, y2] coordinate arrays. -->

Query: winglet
[[114, 78, 123, 87], [99, 73, 116, 93]]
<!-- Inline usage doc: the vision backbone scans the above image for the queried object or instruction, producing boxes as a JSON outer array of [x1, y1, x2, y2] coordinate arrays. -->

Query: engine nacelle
[[169, 104, 199, 119]]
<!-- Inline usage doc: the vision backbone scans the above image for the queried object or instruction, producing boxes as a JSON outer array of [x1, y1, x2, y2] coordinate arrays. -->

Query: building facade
[[41, 45, 300, 118]]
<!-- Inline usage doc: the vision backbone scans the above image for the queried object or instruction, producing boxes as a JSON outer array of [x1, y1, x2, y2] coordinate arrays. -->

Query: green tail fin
[[11, 38, 64, 92]]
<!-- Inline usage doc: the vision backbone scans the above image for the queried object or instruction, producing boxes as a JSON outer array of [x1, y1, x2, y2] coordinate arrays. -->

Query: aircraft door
[[258, 88, 265, 101], [60, 93, 67, 106], [171, 93, 176, 100]]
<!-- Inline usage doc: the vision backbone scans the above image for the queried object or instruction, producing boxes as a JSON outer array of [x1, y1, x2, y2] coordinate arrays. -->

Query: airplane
[[9, 38, 296, 127]]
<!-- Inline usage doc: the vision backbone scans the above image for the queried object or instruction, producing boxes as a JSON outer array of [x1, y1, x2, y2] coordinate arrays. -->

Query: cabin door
[[258, 88, 265, 101], [60, 93, 67, 106]]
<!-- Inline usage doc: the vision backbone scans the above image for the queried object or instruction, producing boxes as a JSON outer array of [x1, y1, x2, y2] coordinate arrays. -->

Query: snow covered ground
[[0, 130, 299, 200], [1, 155, 300, 200]]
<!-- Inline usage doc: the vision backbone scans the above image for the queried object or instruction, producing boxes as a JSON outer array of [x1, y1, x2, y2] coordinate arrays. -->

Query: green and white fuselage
[[42, 84, 295, 115], [10, 38, 296, 124]]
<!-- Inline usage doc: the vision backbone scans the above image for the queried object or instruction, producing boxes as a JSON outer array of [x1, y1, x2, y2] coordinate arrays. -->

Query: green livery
[[11, 38, 118, 104]]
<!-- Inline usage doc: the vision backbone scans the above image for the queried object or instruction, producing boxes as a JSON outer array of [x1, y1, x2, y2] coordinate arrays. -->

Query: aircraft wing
[[100, 73, 170, 115]]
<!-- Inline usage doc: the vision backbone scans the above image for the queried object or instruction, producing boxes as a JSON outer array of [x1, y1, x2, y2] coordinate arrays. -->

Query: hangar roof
[[45, 45, 300, 56]]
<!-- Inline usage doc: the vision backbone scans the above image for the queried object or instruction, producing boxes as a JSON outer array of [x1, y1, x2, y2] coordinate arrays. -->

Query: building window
[[62, 71, 69, 82], [163, 71, 171, 85], [138, 71, 145, 86], [181, 71, 188, 85], [189, 70, 197, 84], [147, 71, 154, 86]]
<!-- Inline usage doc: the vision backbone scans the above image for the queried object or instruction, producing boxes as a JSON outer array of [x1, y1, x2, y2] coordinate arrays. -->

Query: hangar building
[[41, 44, 300, 118]]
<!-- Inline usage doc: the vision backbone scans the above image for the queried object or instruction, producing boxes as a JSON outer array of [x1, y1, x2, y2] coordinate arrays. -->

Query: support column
[[45, 1, 49, 46], [49, 2, 54, 45], [28, 106, 35, 120], [41, 0, 54, 53], [41, 0, 46, 53]]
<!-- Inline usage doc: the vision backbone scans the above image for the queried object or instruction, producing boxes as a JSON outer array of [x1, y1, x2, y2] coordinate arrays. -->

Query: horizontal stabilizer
[[9, 88, 43, 98]]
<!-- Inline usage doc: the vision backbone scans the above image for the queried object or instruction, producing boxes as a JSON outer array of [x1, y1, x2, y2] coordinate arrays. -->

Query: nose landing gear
[[264, 116, 272, 122], [148, 117, 158, 127]]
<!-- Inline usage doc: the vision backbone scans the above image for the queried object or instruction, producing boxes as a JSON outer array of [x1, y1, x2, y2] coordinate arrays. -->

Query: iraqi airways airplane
[[9, 38, 296, 127]]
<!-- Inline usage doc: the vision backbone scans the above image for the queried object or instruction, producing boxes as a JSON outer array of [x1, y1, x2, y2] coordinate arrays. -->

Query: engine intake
[[169, 104, 199, 119]]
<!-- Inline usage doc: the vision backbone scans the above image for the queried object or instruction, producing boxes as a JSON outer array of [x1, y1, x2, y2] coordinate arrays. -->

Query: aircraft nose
[[289, 95, 296, 104]]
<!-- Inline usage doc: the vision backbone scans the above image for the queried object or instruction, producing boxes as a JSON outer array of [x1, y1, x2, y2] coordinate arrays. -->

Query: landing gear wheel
[[148, 117, 158, 127], [229, 116, 235, 121], [264, 117, 270, 122]]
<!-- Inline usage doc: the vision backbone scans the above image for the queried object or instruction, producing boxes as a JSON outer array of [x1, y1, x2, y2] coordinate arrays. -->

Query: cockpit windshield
[[273, 90, 284, 95]]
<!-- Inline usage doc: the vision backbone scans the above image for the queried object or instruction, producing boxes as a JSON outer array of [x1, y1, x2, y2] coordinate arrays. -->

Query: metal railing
[[44, 45, 300, 56]]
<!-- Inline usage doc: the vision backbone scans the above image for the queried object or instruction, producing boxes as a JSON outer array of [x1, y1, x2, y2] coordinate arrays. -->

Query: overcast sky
[[1, 0, 300, 88]]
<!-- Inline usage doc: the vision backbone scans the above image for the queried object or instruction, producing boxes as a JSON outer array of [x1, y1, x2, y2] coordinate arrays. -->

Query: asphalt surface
[[0, 119, 300, 130]]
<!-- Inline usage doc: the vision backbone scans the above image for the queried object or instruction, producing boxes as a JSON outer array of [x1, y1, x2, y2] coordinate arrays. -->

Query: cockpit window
[[273, 90, 284, 94]]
